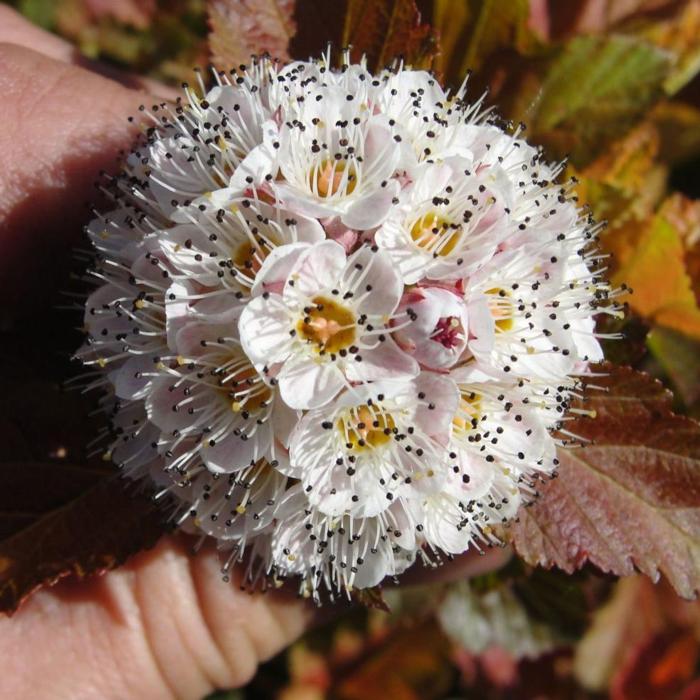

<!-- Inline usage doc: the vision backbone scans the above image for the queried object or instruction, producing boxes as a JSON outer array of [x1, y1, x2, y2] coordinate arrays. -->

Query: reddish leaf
[[0, 474, 169, 614], [0, 461, 111, 539], [573, 576, 667, 691], [333, 618, 453, 700], [288, 0, 347, 61], [0, 357, 167, 613], [510, 363, 700, 599], [208, 0, 296, 67], [342, 0, 438, 71], [611, 631, 699, 700], [288, 0, 438, 73], [681, 678, 700, 700]]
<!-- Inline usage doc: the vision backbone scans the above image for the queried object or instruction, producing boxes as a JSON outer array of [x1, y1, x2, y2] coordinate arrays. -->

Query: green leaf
[[647, 326, 700, 408], [530, 35, 671, 165], [17, 0, 56, 29], [509, 364, 700, 599], [640, 1, 700, 95]]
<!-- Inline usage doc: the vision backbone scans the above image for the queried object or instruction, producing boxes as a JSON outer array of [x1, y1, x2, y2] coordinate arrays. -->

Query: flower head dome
[[78, 52, 619, 603]]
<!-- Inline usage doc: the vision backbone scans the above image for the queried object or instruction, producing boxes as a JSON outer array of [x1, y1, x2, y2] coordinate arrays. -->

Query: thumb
[[0, 42, 147, 312], [0, 534, 509, 700], [0, 535, 312, 699]]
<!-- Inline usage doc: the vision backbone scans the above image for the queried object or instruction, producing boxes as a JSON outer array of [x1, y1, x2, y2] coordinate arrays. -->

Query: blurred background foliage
[[4, 0, 700, 697]]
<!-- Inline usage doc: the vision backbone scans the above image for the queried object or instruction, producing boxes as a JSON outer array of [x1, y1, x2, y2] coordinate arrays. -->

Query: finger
[[0, 536, 313, 700], [0, 43, 148, 315], [0, 537, 508, 698], [0, 5, 76, 62], [0, 6, 177, 99]]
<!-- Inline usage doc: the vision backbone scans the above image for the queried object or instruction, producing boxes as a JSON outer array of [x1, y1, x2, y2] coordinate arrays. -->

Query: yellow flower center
[[486, 288, 515, 332], [338, 405, 396, 451], [228, 365, 272, 414], [232, 239, 273, 277], [410, 211, 461, 257], [297, 296, 356, 353], [453, 390, 483, 432], [310, 159, 357, 198]]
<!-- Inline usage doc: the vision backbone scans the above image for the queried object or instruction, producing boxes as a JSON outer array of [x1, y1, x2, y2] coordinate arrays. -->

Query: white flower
[[171, 461, 288, 546], [145, 313, 296, 475], [438, 581, 562, 659], [392, 286, 470, 369], [270, 484, 417, 595], [159, 197, 325, 293], [78, 54, 615, 602], [269, 66, 403, 229], [286, 374, 459, 518], [375, 157, 508, 284], [239, 240, 419, 409], [466, 242, 606, 383]]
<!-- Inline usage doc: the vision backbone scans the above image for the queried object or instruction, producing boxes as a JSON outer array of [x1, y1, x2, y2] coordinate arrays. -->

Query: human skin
[[0, 8, 510, 699]]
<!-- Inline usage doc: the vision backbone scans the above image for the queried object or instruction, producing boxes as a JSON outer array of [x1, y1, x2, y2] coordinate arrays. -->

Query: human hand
[[0, 9, 509, 698]]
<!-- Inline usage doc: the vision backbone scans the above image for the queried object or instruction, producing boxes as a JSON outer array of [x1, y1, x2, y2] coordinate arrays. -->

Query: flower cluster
[[78, 53, 617, 600]]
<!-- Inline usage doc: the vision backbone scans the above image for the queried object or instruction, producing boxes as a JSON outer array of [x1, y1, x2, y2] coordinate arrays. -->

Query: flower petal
[[238, 293, 293, 366], [284, 239, 346, 298], [345, 245, 403, 316], [345, 337, 419, 382], [278, 356, 345, 410], [202, 429, 266, 474], [251, 242, 310, 297], [342, 179, 400, 230]]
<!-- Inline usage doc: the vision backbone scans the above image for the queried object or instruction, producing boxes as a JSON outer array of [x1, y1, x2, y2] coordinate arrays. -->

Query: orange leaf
[[660, 194, 700, 306], [613, 201, 700, 340], [574, 120, 667, 242]]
